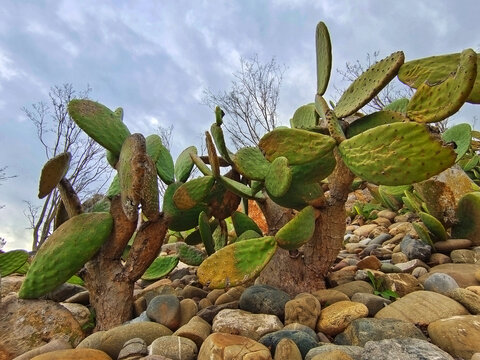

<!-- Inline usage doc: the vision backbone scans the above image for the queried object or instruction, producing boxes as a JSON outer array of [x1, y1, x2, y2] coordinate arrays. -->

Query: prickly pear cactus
[[231, 211, 263, 236], [418, 211, 447, 242], [265, 156, 292, 198], [316, 21, 332, 96], [178, 243, 206, 266], [441, 123, 472, 161], [275, 206, 316, 250], [174, 146, 197, 183], [146, 134, 175, 184], [38, 152, 71, 199], [451, 192, 480, 246], [141, 255, 179, 281], [0, 250, 29, 277], [19, 212, 113, 299], [173, 176, 215, 211], [197, 236, 277, 288]]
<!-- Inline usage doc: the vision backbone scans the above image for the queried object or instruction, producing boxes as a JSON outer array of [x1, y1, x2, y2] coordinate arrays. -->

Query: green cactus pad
[[18, 212, 113, 299], [199, 211, 215, 255], [441, 123, 472, 161], [146, 134, 175, 184], [402, 190, 423, 213], [346, 110, 407, 138], [106, 175, 120, 198], [231, 211, 263, 237], [398, 51, 480, 104], [175, 146, 197, 183], [211, 123, 234, 164], [316, 21, 332, 96], [233, 147, 270, 181], [66, 274, 85, 286], [141, 255, 179, 281], [236, 230, 262, 242], [0, 250, 29, 277], [335, 51, 405, 118], [218, 175, 264, 200], [163, 182, 208, 231], [197, 236, 277, 288], [177, 243, 206, 266], [173, 176, 215, 211], [418, 211, 447, 242], [275, 206, 316, 250], [265, 157, 292, 198], [338, 122, 456, 185], [406, 49, 477, 123], [383, 98, 409, 114], [270, 180, 324, 211], [290, 103, 318, 129], [212, 223, 228, 251], [325, 109, 346, 143], [412, 222, 434, 247], [378, 185, 412, 211], [38, 152, 71, 199], [68, 100, 131, 156], [206, 132, 220, 178], [460, 155, 480, 172], [215, 106, 224, 126], [259, 128, 336, 165], [290, 151, 336, 183], [190, 152, 213, 176], [451, 192, 480, 244]]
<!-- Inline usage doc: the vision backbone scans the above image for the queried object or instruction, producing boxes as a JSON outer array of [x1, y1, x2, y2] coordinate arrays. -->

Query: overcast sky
[[1, 1, 479, 251]]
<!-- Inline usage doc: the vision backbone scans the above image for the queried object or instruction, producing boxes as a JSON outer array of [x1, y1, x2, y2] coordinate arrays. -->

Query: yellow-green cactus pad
[[275, 206, 316, 250], [346, 110, 407, 138], [146, 134, 175, 184], [236, 230, 262, 241], [338, 122, 456, 185], [68, 100, 131, 156], [259, 128, 336, 165], [398, 51, 480, 104], [142, 255, 179, 281], [418, 211, 447, 242], [175, 146, 197, 183], [290, 103, 318, 129], [441, 123, 472, 161], [163, 182, 208, 231], [407, 49, 477, 123], [38, 152, 71, 199], [197, 236, 277, 288], [231, 211, 263, 236], [265, 157, 292, 198], [335, 51, 405, 118], [18, 212, 113, 299], [316, 21, 332, 96], [233, 146, 270, 181], [383, 98, 409, 114], [173, 176, 215, 211]]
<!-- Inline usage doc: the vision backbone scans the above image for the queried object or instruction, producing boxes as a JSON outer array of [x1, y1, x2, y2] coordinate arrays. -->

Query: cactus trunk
[[256, 151, 354, 294]]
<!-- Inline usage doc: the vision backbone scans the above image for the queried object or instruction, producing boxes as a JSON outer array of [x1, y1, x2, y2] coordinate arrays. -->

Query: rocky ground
[[1, 208, 480, 360]]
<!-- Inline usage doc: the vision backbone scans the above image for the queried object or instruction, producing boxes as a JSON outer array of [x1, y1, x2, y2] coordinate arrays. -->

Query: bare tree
[[23, 84, 111, 251], [0, 166, 16, 210], [335, 51, 413, 113], [203, 55, 284, 148]]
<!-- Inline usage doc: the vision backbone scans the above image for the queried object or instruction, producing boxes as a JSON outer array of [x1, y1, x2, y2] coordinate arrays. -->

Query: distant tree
[[0, 166, 16, 210], [202, 55, 284, 148], [23, 84, 111, 251]]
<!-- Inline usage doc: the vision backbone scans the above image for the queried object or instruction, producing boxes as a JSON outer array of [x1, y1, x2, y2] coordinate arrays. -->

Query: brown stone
[[377, 210, 397, 220], [428, 315, 480, 360], [467, 285, 480, 296], [446, 288, 480, 314], [433, 239, 472, 253], [311, 350, 354, 360], [419, 263, 480, 288], [428, 253, 452, 266], [12, 338, 72, 360], [0, 295, 84, 359], [327, 266, 357, 287], [388, 222, 415, 237], [273, 338, 302, 360], [381, 273, 423, 297], [450, 249, 477, 263], [311, 289, 350, 307], [179, 298, 198, 327], [173, 316, 211, 348], [317, 301, 369, 336], [31, 349, 112, 360], [0, 275, 24, 298], [197, 333, 272, 360], [372, 217, 392, 227], [375, 290, 469, 325], [284, 293, 321, 330], [215, 286, 245, 305], [353, 224, 378, 238], [333, 281, 374, 298], [356, 255, 381, 270], [391, 252, 409, 264]]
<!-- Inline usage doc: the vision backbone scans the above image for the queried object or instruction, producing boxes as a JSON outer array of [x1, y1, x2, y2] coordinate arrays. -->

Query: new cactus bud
[[38, 152, 71, 199], [206, 131, 220, 178], [290, 103, 318, 129], [211, 123, 234, 165]]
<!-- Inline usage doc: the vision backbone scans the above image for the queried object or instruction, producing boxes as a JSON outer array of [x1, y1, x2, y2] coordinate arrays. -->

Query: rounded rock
[[259, 330, 318, 359], [198, 333, 271, 360], [146, 294, 181, 330], [423, 272, 459, 294], [273, 338, 302, 360], [317, 301, 369, 336], [31, 349, 112, 360], [150, 335, 198, 360], [239, 284, 291, 321], [284, 293, 321, 330]]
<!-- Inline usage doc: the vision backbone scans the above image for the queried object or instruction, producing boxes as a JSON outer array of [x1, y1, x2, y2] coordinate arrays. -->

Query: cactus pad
[[146, 134, 175, 184], [418, 211, 447, 242], [231, 211, 263, 236], [412, 222, 434, 247], [406, 49, 477, 123], [163, 182, 208, 231], [451, 192, 480, 245], [346, 110, 407, 138], [199, 211, 215, 255], [206, 180, 241, 220], [19, 212, 113, 299], [175, 146, 197, 183], [218, 175, 264, 200], [211, 123, 234, 164], [335, 51, 405, 118], [338, 122, 456, 185], [173, 176, 215, 211], [141, 255, 179, 281], [233, 146, 271, 180], [206, 132, 220, 177], [190, 152, 213, 176], [177, 243, 206, 266], [38, 152, 71, 199], [316, 21, 332, 96], [259, 128, 336, 165], [68, 100, 131, 156], [441, 123, 472, 161], [290, 103, 318, 129], [398, 51, 480, 104], [383, 98, 409, 114], [197, 236, 277, 288], [265, 156, 292, 198], [0, 250, 29, 277], [275, 206, 316, 250], [236, 230, 262, 241], [270, 180, 324, 210]]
